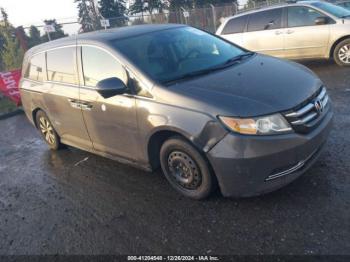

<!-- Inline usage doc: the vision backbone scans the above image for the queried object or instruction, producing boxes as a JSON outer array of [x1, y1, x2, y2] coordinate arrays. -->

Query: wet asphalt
[[0, 60, 349, 255]]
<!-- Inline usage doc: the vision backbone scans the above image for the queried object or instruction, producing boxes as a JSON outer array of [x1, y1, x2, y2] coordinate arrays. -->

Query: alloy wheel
[[39, 117, 56, 145], [338, 44, 350, 64]]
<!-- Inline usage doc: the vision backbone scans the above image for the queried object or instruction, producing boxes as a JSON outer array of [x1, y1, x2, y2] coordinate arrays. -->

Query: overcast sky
[[0, 0, 78, 26]]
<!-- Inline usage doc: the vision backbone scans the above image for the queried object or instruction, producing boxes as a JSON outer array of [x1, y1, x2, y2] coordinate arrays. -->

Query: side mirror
[[315, 17, 327, 25], [96, 77, 127, 98]]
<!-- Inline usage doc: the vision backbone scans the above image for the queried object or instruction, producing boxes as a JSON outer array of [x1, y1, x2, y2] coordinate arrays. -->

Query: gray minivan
[[20, 24, 333, 199]]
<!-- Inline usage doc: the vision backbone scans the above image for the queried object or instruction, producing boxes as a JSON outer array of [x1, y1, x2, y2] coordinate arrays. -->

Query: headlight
[[218, 114, 292, 135]]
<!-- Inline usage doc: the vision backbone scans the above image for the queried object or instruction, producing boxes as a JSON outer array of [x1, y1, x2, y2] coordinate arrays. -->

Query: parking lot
[[0, 60, 349, 255]]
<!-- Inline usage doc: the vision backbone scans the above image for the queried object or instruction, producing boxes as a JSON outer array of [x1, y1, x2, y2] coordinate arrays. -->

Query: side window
[[24, 53, 46, 82], [287, 7, 323, 27], [222, 16, 248, 35], [81, 46, 127, 87], [47, 47, 78, 85], [247, 8, 282, 32]]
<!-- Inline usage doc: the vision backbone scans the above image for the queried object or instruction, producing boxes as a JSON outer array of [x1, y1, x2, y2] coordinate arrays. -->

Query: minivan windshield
[[311, 2, 350, 18], [113, 26, 246, 84]]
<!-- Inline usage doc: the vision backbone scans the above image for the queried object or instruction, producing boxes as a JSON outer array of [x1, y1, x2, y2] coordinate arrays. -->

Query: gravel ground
[[0, 60, 349, 255]]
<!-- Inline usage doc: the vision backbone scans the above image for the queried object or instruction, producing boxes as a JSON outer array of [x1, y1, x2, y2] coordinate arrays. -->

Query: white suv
[[216, 1, 350, 66]]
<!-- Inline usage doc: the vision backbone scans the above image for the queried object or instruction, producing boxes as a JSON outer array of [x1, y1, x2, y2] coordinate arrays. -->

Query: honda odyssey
[[216, 1, 350, 66], [20, 24, 333, 199]]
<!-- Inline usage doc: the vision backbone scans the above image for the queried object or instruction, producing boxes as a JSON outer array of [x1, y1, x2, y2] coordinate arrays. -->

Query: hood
[[161, 54, 323, 118]]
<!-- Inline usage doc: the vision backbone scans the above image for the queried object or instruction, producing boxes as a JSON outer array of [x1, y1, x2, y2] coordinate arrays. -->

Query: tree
[[99, 0, 127, 27], [41, 19, 67, 42], [28, 25, 42, 48], [1, 31, 24, 70], [75, 0, 100, 32], [15, 26, 28, 51], [168, 0, 193, 11], [0, 7, 9, 27], [129, 0, 167, 17], [0, 7, 24, 71], [193, 0, 237, 8], [168, 0, 237, 10]]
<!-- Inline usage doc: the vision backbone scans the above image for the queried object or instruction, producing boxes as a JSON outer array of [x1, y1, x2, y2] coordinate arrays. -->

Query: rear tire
[[160, 137, 216, 200], [333, 39, 350, 67], [35, 110, 62, 150]]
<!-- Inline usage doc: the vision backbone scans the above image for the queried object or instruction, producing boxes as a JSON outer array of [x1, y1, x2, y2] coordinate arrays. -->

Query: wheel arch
[[330, 35, 350, 58], [147, 127, 198, 171], [32, 107, 43, 128]]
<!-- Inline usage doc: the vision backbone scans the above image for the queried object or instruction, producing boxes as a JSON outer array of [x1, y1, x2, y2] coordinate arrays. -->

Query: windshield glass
[[311, 2, 350, 18], [113, 26, 245, 84]]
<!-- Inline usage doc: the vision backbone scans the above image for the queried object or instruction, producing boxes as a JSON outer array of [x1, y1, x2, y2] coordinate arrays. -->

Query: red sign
[[0, 69, 21, 106]]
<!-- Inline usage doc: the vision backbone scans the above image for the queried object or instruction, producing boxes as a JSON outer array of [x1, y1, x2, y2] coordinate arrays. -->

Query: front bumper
[[207, 109, 333, 197]]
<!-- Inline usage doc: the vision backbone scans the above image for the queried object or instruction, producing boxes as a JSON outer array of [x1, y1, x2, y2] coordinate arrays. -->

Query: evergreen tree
[[99, 0, 127, 27], [168, 0, 236, 10], [28, 25, 42, 48], [194, 0, 237, 7], [0, 7, 24, 71], [75, 0, 100, 32], [15, 26, 28, 51], [1, 32, 24, 70], [129, 0, 167, 16], [41, 19, 67, 42], [0, 7, 9, 27]]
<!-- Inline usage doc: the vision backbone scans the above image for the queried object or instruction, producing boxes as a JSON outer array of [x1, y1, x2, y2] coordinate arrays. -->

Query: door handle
[[68, 99, 81, 109], [286, 29, 294, 34], [80, 103, 93, 111], [275, 30, 284, 35], [68, 99, 92, 110]]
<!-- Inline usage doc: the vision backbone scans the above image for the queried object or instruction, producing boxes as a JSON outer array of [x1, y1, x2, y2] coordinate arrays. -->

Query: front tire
[[160, 137, 216, 200], [333, 39, 350, 67], [35, 110, 62, 150]]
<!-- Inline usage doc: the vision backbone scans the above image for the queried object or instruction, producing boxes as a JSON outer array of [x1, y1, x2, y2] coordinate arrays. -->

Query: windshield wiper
[[163, 52, 255, 85], [163, 67, 223, 85], [223, 52, 255, 65], [341, 15, 350, 18]]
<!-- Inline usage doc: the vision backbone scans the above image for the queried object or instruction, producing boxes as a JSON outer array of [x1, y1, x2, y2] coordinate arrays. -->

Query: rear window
[[24, 53, 46, 82], [247, 8, 283, 32], [222, 16, 248, 34], [46, 47, 78, 85]]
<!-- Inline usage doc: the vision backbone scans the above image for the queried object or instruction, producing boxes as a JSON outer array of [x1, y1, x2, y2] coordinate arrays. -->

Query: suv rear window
[[46, 47, 78, 85], [24, 53, 46, 82], [247, 8, 283, 32], [222, 16, 248, 34]]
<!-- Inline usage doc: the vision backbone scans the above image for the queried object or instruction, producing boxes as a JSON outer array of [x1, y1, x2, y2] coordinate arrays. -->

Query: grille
[[283, 87, 330, 134]]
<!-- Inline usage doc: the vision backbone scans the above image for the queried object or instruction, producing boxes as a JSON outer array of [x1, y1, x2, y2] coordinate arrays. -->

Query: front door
[[284, 6, 331, 59], [243, 8, 285, 57], [78, 46, 139, 160]]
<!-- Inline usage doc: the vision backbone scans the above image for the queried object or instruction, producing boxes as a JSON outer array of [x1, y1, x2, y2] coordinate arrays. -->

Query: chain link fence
[[81, 4, 238, 33], [94, 0, 288, 33]]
